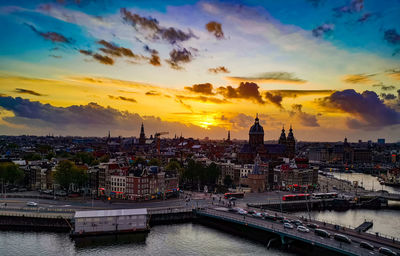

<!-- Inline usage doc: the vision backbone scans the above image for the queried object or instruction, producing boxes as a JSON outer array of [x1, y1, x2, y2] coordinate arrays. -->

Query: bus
[[224, 192, 245, 199], [282, 194, 311, 201], [312, 192, 338, 199]]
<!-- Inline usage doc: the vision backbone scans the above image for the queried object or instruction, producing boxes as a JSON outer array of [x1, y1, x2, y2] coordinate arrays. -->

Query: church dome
[[249, 115, 264, 135]]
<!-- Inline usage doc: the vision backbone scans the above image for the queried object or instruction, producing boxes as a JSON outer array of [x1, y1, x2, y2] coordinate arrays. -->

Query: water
[[0, 224, 294, 256], [331, 172, 400, 193]]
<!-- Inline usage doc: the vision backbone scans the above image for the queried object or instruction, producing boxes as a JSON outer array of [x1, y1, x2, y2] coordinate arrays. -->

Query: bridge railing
[[199, 208, 372, 256]]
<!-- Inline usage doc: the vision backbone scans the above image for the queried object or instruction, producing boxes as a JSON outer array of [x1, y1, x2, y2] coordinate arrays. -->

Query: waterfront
[[331, 172, 400, 193], [0, 224, 294, 256]]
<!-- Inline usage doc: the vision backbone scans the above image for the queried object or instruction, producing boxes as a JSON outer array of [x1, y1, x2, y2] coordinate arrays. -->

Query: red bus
[[224, 192, 244, 199], [282, 194, 311, 201]]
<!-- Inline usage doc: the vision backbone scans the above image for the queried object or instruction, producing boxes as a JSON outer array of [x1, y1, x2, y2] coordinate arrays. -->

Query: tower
[[139, 123, 146, 145], [278, 125, 286, 145], [286, 125, 295, 158], [227, 130, 231, 141], [249, 114, 264, 146]]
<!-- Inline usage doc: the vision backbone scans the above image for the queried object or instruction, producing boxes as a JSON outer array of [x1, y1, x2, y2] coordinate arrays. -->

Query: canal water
[[0, 224, 295, 256], [331, 172, 400, 193]]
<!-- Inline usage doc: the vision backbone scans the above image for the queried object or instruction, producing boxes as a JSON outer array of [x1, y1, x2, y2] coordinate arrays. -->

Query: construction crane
[[155, 132, 169, 156]]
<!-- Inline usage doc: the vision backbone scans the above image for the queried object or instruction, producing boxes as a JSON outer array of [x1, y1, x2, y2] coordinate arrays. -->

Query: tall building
[[227, 130, 231, 142], [139, 123, 146, 145], [249, 114, 264, 146], [286, 125, 296, 158], [278, 126, 286, 145]]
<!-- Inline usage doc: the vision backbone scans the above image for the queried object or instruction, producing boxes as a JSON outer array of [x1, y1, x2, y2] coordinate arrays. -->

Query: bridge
[[196, 207, 400, 256], [364, 192, 400, 201]]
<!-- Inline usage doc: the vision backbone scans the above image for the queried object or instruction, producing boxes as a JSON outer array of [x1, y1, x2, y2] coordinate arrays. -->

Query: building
[[139, 123, 146, 145], [73, 208, 148, 236], [273, 159, 318, 191]]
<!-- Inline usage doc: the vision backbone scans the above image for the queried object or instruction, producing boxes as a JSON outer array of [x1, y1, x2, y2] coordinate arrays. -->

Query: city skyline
[[0, 0, 400, 142]]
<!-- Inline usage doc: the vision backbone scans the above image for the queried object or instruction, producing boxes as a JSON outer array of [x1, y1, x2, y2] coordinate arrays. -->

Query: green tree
[[54, 160, 87, 190], [148, 158, 161, 166], [74, 152, 95, 165], [205, 162, 221, 185], [166, 160, 181, 173], [223, 175, 233, 188], [0, 162, 24, 184], [134, 157, 147, 166]]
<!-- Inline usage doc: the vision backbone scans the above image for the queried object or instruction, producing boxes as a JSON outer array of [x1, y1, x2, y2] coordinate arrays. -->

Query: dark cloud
[[333, 0, 364, 17], [264, 92, 283, 108], [120, 8, 196, 45], [25, 23, 72, 43], [312, 23, 334, 37], [227, 72, 306, 84], [176, 95, 228, 104], [149, 54, 161, 66], [145, 91, 160, 96], [79, 49, 114, 65], [373, 83, 396, 91], [267, 89, 334, 98], [166, 48, 193, 69], [384, 29, 400, 45], [381, 93, 396, 100], [185, 83, 214, 95], [342, 73, 375, 84], [144, 45, 159, 55], [108, 95, 137, 103], [98, 40, 138, 58], [318, 89, 400, 129], [218, 82, 264, 104], [15, 88, 45, 96], [208, 66, 230, 74], [357, 12, 380, 23], [205, 21, 224, 39], [289, 104, 320, 127]]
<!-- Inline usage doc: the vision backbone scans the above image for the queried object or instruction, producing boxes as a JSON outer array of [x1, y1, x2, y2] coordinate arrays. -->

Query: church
[[238, 114, 296, 163]]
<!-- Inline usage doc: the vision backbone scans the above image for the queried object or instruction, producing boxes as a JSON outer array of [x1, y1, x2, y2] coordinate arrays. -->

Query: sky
[[0, 0, 399, 142]]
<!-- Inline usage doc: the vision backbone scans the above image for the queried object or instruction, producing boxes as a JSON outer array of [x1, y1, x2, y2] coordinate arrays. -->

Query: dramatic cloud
[[145, 90, 161, 96], [120, 8, 195, 45], [228, 113, 254, 129], [333, 0, 364, 16], [108, 95, 137, 103], [149, 54, 161, 66], [98, 40, 137, 58], [264, 92, 283, 108], [185, 83, 214, 95], [312, 23, 334, 37], [15, 88, 45, 96], [267, 90, 334, 98], [384, 29, 400, 45], [79, 49, 114, 65], [208, 66, 230, 74], [381, 93, 396, 101], [289, 104, 320, 127], [373, 83, 396, 91], [166, 48, 193, 69], [318, 89, 400, 129], [176, 95, 228, 104], [218, 82, 264, 104], [386, 69, 400, 81], [226, 72, 306, 84], [25, 23, 72, 43], [342, 74, 374, 84], [205, 21, 224, 39]]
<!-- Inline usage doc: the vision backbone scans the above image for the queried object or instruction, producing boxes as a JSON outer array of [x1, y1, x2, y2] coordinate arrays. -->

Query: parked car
[[283, 223, 294, 229], [334, 234, 351, 244], [263, 214, 276, 221], [314, 229, 330, 238], [359, 241, 374, 250], [379, 247, 397, 256], [238, 209, 248, 215], [26, 202, 38, 207], [297, 226, 310, 233], [293, 220, 303, 226], [252, 212, 263, 218], [307, 223, 319, 229]]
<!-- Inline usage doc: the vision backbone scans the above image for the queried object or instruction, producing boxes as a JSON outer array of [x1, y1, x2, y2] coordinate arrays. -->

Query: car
[[334, 234, 351, 244], [379, 247, 397, 256], [283, 223, 294, 229], [231, 207, 241, 212], [55, 190, 67, 196], [252, 212, 263, 218], [238, 209, 248, 215], [275, 216, 284, 221], [297, 226, 310, 233], [359, 241, 374, 250], [314, 229, 330, 238], [293, 220, 303, 226], [264, 214, 277, 221], [307, 223, 319, 229], [26, 202, 38, 207], [283, 219, 292, 224], [247, 210, 256, 215]]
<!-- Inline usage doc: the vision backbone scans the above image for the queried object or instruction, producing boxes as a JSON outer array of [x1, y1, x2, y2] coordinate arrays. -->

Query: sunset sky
[[0, 0, 399, 142]]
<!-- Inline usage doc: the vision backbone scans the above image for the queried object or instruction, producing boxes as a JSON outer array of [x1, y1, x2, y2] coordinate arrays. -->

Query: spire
[[278, 125, 286, 144], [255, 113, 259, 123], [227, 130, 231, 141], [139, 123, 146, 145]]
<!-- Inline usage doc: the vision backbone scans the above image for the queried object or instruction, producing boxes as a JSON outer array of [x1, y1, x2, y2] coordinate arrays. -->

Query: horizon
[[0, 0, 399, 142]]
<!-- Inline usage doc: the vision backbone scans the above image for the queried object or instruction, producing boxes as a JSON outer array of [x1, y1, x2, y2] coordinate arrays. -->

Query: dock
[[355, 220, 373, 233]]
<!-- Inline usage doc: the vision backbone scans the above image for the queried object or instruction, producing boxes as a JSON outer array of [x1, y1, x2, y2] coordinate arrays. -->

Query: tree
[[0, 162, 24, 184], [148, 158, 161, 166], [54, 160, 87, 191], [166, 160, 181, 173], [205, 162, 221, 185], [223, 175, 233, 188], [74, 152, 95, 166]]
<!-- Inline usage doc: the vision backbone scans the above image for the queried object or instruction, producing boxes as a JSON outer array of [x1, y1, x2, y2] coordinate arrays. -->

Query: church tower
[[278, 126, 286, 145], [249, 114, 264, 146], [139, 123, 146, 145], [227, 130, 231, 141], [286, 125, 296, 158]]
